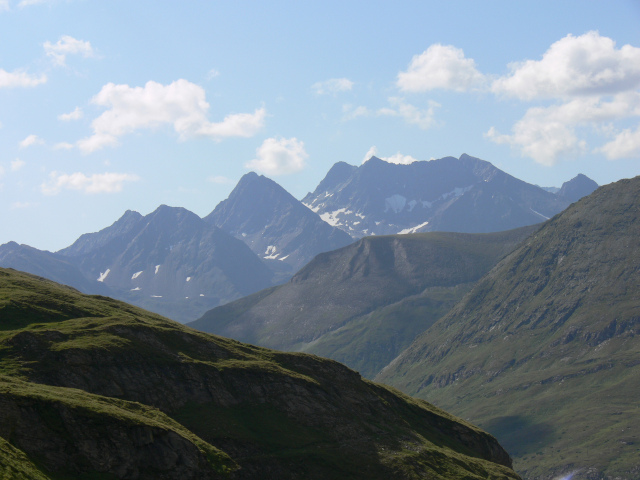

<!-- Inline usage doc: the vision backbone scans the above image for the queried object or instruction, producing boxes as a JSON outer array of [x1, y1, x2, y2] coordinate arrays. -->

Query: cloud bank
[[41, 172, 140, 195], [77, 79, 266, 153], [246, 137, 308, 175]]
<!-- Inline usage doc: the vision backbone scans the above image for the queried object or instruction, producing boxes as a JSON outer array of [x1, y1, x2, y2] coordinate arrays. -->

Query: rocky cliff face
[[0, 267, 520, 480]]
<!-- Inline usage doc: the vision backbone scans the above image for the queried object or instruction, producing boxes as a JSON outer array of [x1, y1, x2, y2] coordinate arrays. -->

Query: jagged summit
[[205, 171, 353, 273], [302, 154, 572, 237], [558, 173, 599, 203]]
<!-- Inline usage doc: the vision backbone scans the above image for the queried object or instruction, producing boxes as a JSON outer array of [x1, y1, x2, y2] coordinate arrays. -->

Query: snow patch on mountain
[[530, 208, 550, 220], [264, 245, 280, 259], [385, 194, 407, 213], [442, 185, 474, 200], [97, 269, 110, 282], [398, 221, 430, 234], [320, 208, 352, 227]]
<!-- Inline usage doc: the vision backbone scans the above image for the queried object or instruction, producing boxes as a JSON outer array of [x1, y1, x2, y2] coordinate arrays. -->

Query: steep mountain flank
[[302, 154, 583, 238], [190, 226, 536, 378], [377, 177, 640, 480], [205, 172, 353, 276], [0, 267, 519, 480]]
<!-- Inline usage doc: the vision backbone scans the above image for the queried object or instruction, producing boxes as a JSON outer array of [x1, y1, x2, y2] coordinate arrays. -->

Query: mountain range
[[302, 154, 596, 238], [0, 154, 597, 325], [376, 176, 640, 479], [0, 267, 520, 479]]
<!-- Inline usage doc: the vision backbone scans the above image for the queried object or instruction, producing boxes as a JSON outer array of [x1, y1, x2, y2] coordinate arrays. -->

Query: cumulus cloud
[[245, 137, 308, 175], [397, 44, 485, 92], [77, 79, 266, 153], [599, 124, 640, 160], [378, 97, 439, 130], [44, 35, 95, 66], [10, 158, 25, 171], [58, 107, 83, 121], [362, 146, 419, 165], [0, 69, 46, 88], [342, 104, 370, 121], [492, 31, 640, 100], [312, 78, 354, 95], [19, 134, 44, 148], [487, 92, 640, 165], [53, 142, 74, 150], [41, 171, 139, 195]]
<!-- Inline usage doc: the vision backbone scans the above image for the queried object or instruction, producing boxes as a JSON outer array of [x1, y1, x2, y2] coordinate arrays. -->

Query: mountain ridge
[[376, 176, 640, 479]]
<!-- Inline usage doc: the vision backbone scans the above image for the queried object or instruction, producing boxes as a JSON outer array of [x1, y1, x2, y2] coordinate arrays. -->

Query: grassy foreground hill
[[190, 227, 535, 378], [0, 267, 519, 479], [377, 177, 640, 480]]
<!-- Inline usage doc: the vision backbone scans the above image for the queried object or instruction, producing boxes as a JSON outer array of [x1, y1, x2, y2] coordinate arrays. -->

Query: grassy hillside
[[0, 267, 520, 479], [190, 227, 535, 378], [377, 177, 640, 480]]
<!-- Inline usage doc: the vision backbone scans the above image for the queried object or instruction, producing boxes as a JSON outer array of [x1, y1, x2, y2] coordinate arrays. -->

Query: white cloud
[[44, 35, 95, 66], [207, 175, 233, 184], [378, 97, 439, 130], [312, 78, 354, 95], [486, 92, 640, 165], [19, 134, 44, 148], [492, 31, 640, 100], [362, 146, 419, 165], [0, 0, 9, 11], [397, 44, 485, 92], [41, 171, 139, 195], [207, 69, 220, 80], [599, 124, 640, 160], [0, 165, 4, 177], [245, 137, 308, 175], [58, 107, 83, 121], [77, 79, 266, 153], [11, 158, 25, 171], [0, 69, 46, 88], [53, 142, 74, 150], [342, 104, 370, 121]]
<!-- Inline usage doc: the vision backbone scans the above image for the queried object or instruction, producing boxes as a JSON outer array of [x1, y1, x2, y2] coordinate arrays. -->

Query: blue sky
[[2, 0, 639, 251]]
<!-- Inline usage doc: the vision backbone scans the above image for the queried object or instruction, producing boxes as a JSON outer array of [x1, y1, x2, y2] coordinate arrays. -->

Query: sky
[[1, 0, 640, 252]]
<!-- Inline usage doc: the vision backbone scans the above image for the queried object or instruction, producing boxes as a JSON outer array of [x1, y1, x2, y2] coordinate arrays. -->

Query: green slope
[[377, 177, 640, 480], [190, 227, 535, 378], [0, 267, 520, 480]]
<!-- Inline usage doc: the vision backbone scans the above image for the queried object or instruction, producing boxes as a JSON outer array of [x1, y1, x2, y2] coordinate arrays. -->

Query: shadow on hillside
[[482, 415, 556, 457]]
